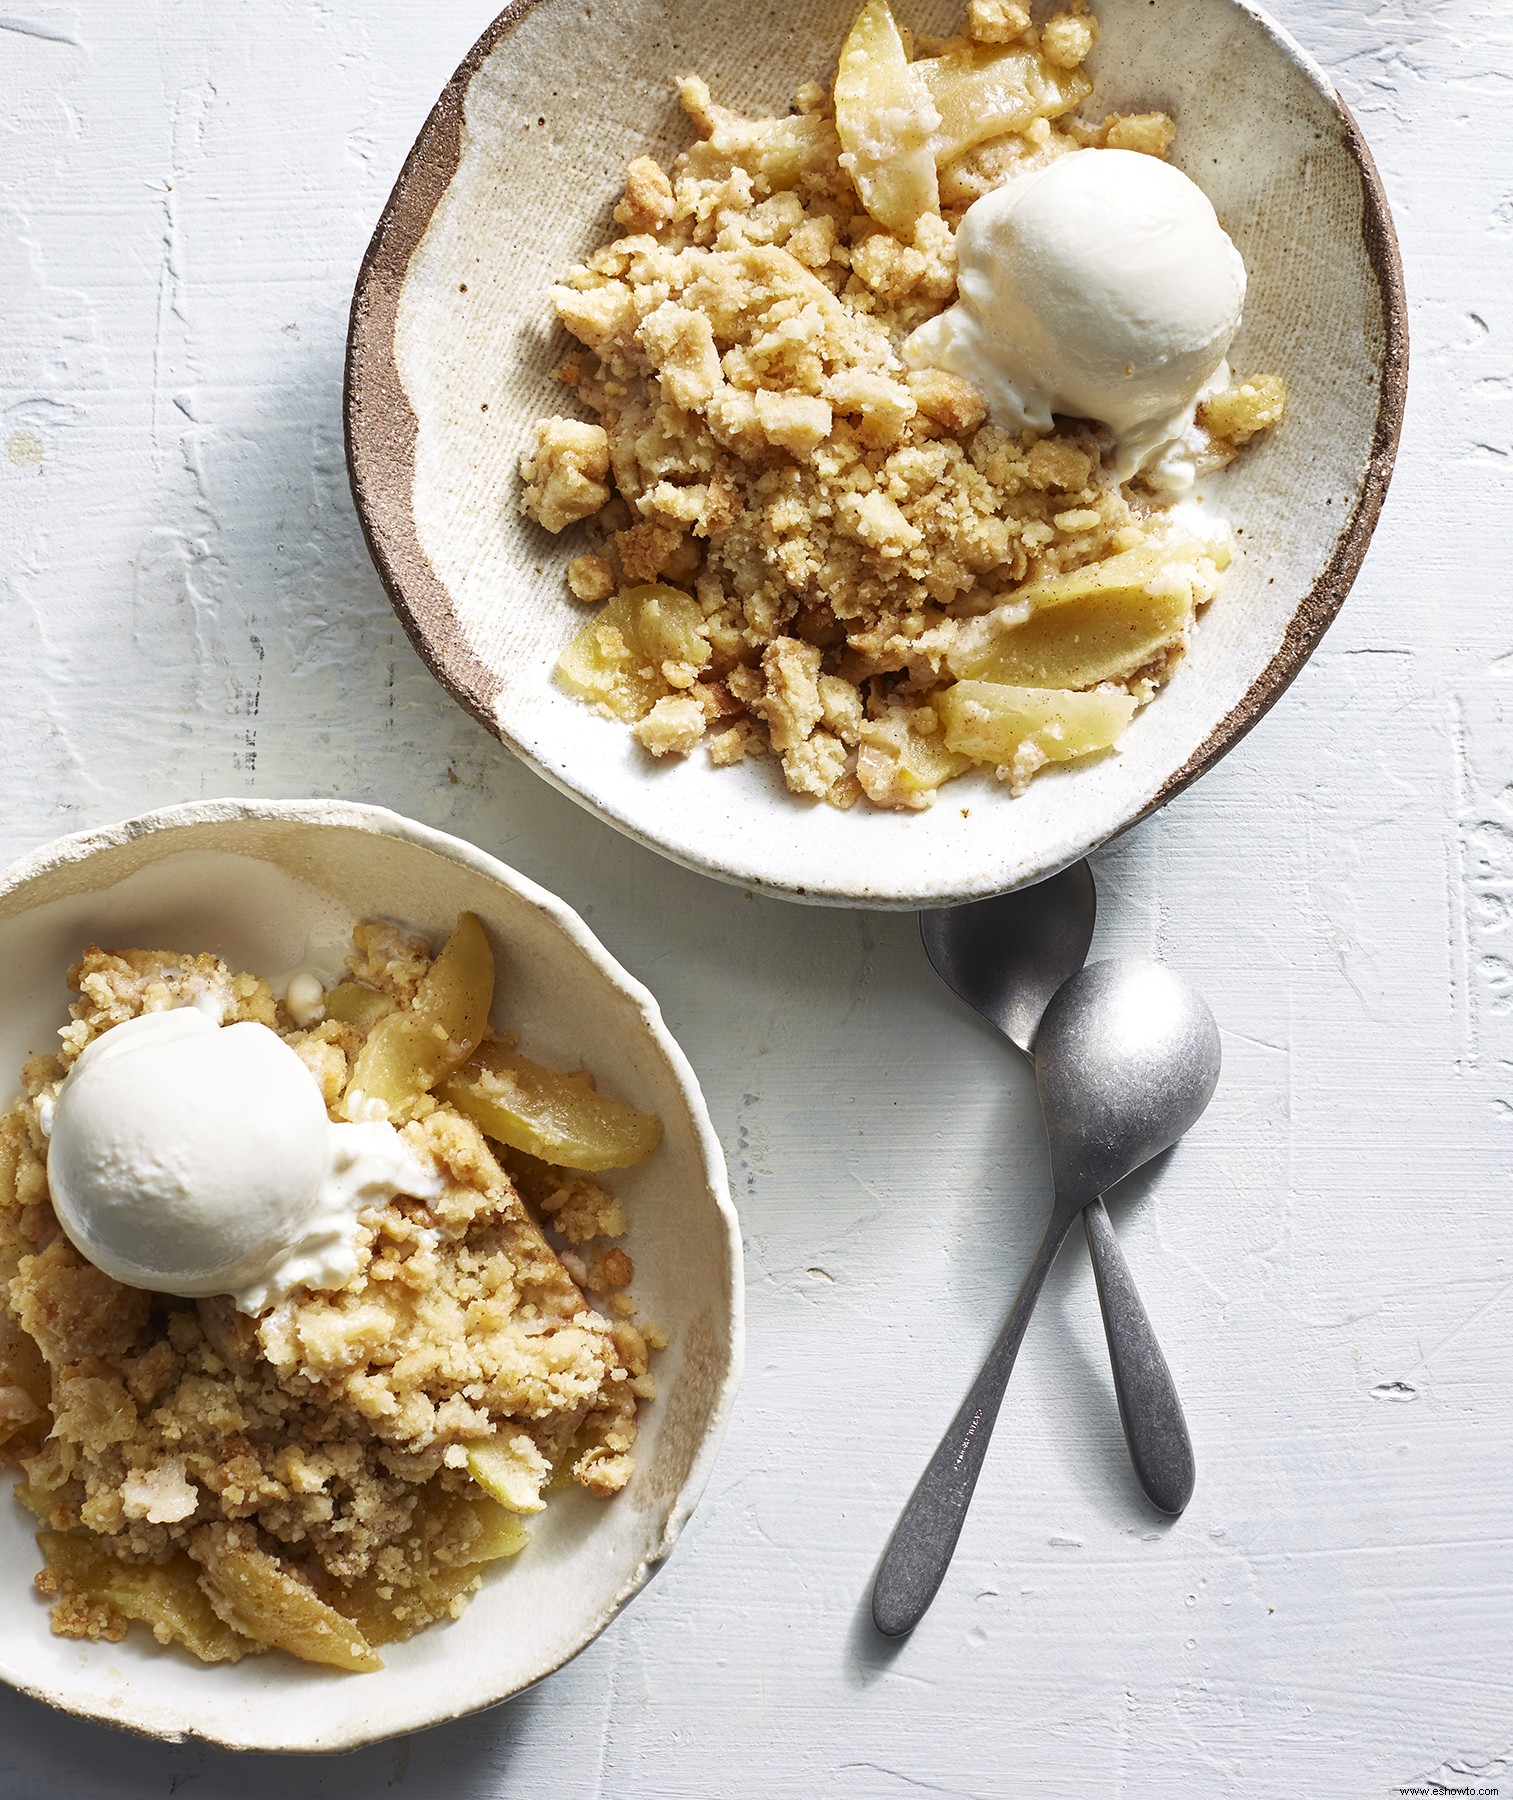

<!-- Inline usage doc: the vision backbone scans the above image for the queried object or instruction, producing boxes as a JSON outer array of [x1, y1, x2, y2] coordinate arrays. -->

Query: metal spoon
[[919, 862, 1197, 1517], [872, 956, 1220, 1636]]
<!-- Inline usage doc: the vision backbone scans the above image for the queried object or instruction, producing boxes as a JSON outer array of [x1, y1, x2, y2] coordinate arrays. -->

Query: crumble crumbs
[[519, 3, 1284, 810], [521, 417, 612, 533], [0, 931, 655, 1668], [967, 0, 1032, 42], [1200, 373, 1289, 446]]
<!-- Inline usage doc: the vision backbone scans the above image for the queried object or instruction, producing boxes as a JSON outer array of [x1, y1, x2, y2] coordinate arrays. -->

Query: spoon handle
[[871, 1206, 1076, 1636], [1082, 1198, 1195, 1515]]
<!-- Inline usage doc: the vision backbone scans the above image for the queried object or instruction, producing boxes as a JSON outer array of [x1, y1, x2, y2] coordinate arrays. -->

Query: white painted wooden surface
[[3, 2, 1510, 1794]]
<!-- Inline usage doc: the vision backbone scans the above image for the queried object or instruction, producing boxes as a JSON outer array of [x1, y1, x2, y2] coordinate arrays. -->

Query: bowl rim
[[0, 796, 744, 1754], [343, 0, 1408, 906]]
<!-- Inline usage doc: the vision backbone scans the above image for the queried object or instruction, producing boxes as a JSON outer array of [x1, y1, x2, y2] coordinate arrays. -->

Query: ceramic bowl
[[0, 799, 741, 1752], [346, 0, 1406, 906]]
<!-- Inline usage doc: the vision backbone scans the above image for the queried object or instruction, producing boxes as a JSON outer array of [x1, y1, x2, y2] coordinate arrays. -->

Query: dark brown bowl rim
[[344, 0, 1408, 900]]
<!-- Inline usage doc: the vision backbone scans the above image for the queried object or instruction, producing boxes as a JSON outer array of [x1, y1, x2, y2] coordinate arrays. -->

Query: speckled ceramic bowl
[[0, 799, 741, 1752], [346, 0, 1406, 906]]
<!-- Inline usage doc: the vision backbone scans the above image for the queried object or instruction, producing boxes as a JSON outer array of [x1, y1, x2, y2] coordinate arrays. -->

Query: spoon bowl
[[1036, 960, 1223, 1208], [920, 861, 1096, 1055]]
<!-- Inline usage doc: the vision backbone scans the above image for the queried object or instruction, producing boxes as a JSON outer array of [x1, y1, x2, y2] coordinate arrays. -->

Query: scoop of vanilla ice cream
[[905, 148, 1246, 483], [47, 1009, 437, 1312]]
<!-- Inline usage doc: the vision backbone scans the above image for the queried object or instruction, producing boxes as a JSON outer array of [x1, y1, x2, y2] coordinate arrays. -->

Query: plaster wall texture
[[1, 2, 1511, 1796]]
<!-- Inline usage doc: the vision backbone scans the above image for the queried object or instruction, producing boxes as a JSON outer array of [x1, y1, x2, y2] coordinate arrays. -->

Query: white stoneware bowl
[[0, 799, 741, 1752], [346, 0, 1406, 906]]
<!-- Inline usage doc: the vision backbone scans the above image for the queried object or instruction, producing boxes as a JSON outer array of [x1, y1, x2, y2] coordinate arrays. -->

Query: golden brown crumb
[[583, 1247, 635, 1292], [345, 920, 431, 1005], [533, 1173, 628, 1245], [907, 367, 989, 436], [286, 1025, 349, 1107], [706, 722, 754, 766], [967, 0, 1030, 42], [1099, 110, 1177, 157], [1041, 11, 1099, 69], [520, 417, 612, 533], [614, 155, 676, 232], [612, 518, 686, 583], [1200, 373, 1288, 445], [567, 553, 617, 603], [755, 638, 824, 753], [633, 694, 707, 757]]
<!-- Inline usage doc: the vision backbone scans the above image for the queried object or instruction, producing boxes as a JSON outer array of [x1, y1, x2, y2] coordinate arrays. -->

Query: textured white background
[[3, 1, 1511, 1795]]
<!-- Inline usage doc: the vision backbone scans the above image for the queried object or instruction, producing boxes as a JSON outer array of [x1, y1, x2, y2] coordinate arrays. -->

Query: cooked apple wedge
[[856, 714, 972, 810], [557, 583, 711, 722], [833, 0, 940, 233], [323, 979, 396, 1031], [1009, 540, 1230, 618], [189, 1526, 383, 1673], [346, 911, 493, 1120], [462, 1494, 535, 1560], [916, 41, 1091, 165], [941, 680, 1137, 769], [951, 586, 1192, 689], [949, 540, 1228, 688], [464, 1435, 551, 1514], [442, 1039, 662, 1172], [38, 1532, 257, 1664]]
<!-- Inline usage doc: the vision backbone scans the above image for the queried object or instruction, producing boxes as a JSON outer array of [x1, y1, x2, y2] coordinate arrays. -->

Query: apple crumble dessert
[[519, 0, 1285, 809], [0, 915, 663, 1670]]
